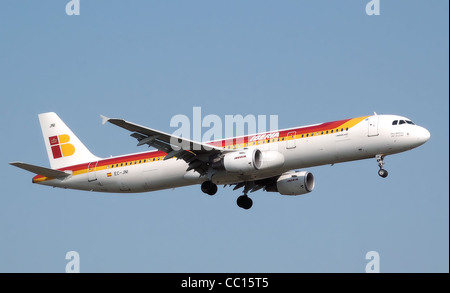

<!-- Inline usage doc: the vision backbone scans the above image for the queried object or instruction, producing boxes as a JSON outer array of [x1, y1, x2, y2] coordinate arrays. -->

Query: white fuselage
[[34, 114, 430, 193]]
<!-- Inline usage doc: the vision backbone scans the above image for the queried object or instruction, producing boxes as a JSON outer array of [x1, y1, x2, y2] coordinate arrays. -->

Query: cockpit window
[[393, 119, 415, 126]]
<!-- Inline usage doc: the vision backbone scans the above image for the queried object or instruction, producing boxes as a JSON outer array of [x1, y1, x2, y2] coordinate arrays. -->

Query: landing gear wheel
[[237, 195, 253, 210], [376, 154, 388, 178], [378, 169, 388, 178], [201, 181, 217, 195]]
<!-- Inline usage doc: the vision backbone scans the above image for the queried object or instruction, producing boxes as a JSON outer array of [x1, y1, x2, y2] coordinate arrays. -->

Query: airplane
[[10, 112, 430, 209]]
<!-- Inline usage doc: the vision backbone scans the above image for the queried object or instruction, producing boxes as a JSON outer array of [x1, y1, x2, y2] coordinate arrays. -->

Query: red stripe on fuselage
[[208, 118, 351, 147]]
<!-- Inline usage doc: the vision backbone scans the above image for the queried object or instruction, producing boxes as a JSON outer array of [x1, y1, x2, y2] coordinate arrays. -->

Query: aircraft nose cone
[[417, 127, 431, 144]]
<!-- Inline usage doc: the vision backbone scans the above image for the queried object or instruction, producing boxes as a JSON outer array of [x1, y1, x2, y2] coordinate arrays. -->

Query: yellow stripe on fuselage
[[339, 116, 369, 130]]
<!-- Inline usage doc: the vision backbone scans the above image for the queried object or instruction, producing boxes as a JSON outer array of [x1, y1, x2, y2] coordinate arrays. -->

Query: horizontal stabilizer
[[9, 162, 70, 178]]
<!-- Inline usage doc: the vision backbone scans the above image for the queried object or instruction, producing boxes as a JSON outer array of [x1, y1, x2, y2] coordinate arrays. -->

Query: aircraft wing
[[227, 176, 278, 193], [101, 115, 224, 174]]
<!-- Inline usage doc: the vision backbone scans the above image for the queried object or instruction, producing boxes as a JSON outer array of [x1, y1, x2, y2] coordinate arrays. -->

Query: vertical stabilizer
[[38, 112, 100, 169]]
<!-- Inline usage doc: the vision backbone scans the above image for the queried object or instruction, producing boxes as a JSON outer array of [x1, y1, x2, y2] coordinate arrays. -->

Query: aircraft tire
[[378, 169, 388, 178], [237, 195, 253, 209], [201, 181, 217, 195]]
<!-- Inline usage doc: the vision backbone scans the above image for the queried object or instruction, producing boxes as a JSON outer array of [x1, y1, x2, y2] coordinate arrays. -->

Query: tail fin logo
[[49, 134, 75, 159]]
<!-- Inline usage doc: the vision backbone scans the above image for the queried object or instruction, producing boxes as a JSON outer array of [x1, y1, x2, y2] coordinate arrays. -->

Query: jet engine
[[266, 171, 315, 196], [212, 149, 285, 174], [219, 149, 262, 173]]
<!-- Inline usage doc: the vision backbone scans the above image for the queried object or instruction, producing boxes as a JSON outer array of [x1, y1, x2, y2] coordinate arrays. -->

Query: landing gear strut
[[376, 154, 388, 178], [201, 181, 217, 195], [237, 195, 253, 210]]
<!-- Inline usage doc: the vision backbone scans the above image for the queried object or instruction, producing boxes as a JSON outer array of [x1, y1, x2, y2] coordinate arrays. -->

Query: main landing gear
[[376, 154, 388, 178], [236, 194, 253, 210], [201, 180, 254, 209], [236, 182, 254, 210], [201, 181, 217, 195]]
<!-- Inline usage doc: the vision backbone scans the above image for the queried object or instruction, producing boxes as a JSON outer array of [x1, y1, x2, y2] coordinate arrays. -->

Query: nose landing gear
[[376, 154, 388, 178], [378, 168, 388, 178]]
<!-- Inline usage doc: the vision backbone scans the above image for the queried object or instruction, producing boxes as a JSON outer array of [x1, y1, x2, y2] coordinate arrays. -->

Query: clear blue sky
[[0, 1, 448, 273]]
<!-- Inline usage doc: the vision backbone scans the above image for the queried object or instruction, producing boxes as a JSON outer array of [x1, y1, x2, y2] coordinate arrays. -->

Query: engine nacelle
[[258, 150, 285, 171], [266, 171, 315, 196], [213, 149, 285, 174], [222, 149, 262, 173]]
